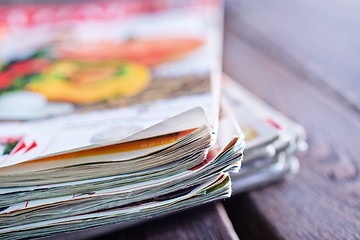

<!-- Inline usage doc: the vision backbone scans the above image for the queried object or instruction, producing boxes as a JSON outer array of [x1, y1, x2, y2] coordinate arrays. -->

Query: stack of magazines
[[0, 0, 305, 239], [222, 76, 307, 193]]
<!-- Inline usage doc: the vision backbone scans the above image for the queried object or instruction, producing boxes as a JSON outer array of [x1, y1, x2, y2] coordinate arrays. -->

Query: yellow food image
[[26, 60, 151, 104], [242, 126, 258, 141]]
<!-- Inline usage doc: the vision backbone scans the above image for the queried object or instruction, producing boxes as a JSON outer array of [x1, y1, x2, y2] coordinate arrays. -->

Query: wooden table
[[223, 0, 360, 239], [61, 0, 360, 239]]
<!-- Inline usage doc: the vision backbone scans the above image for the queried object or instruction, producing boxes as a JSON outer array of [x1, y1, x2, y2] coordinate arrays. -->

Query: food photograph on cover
[[0, 1, 214, 120]]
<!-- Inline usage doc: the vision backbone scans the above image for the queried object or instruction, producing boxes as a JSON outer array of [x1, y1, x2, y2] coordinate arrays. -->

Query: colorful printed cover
[[0, 0, 223, 167]]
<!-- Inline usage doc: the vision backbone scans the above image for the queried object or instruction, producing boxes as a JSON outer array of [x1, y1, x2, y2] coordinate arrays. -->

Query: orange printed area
[[29, 128, 197, 164], [58, 38, 204, 67], [242, 126, 258, 141]]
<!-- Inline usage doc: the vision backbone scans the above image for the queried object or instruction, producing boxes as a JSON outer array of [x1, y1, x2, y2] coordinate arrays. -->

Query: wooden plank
[[222, 2, 360, 239], [59, 203, 239, 240], [224, 194, 281, 240], [95, 203, 239, 240]]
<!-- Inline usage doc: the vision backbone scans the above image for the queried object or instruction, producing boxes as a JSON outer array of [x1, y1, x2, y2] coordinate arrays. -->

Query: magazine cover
[[0, 0, 223, 167]]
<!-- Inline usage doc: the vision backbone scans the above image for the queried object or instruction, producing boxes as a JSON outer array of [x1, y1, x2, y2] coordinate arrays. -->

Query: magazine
[[0, 0, 223, 168]]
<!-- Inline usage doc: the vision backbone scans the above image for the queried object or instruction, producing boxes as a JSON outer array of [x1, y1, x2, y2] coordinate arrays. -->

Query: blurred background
[[223, 0, 360, 239], [224, 0, 360, 106]]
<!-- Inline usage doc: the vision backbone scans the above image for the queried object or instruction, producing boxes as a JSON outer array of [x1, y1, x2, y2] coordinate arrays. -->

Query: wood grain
[[223, 1, 360, 239], [88, 203, 239, 240], [224, 194, 281, 240]]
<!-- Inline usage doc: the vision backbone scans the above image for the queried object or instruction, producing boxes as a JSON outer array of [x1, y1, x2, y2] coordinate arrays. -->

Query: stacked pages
[[222, 76, 307, 193]]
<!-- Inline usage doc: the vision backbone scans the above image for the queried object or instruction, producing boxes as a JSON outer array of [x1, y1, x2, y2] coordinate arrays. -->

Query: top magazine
[[0, 0, 224, 168]]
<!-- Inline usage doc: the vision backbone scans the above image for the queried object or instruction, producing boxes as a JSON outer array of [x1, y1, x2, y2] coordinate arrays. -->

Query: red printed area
[[0, 59, 50, 90], [190, 136, 238, 171], [0, 137, 22, 156], [11, 141, 26, 155], [0, 0, 217, 27], [0, 137, 37, 156], [266, 118, 282, 130], [190, 143, 221, 171], [24, 141, 37, 153]]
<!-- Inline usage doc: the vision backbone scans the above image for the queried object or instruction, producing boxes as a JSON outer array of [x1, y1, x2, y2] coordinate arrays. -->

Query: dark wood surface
[[223, 0, 360, 239], [87, 203, 239, 240]]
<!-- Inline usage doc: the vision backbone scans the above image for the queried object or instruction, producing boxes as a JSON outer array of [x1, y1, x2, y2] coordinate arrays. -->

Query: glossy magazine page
[[0, 0, 223, 167]]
